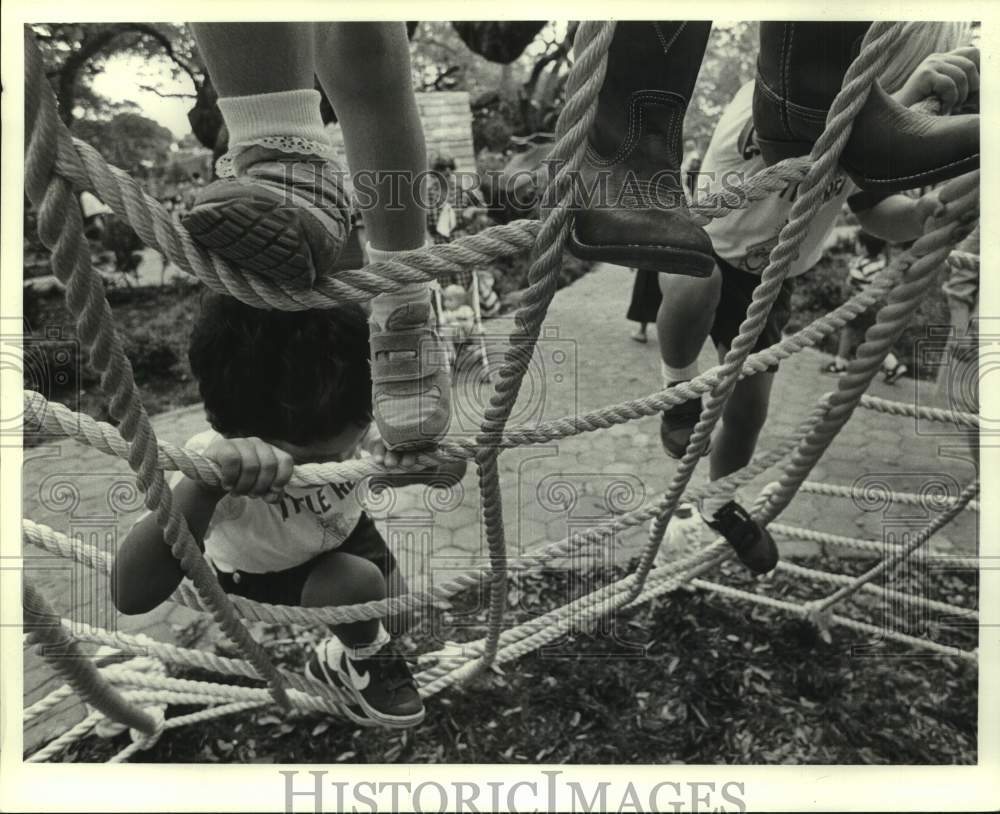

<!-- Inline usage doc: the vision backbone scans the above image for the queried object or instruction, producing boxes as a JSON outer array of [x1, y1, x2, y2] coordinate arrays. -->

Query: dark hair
[[432, 155, 456, 172], [188, 293, 372, 444], [857, 230, 887, 258]]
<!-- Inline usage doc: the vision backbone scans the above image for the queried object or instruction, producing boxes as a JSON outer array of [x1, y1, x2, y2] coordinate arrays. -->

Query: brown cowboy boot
[[753, 22, 979, 193], [567, 21, 715, 277]]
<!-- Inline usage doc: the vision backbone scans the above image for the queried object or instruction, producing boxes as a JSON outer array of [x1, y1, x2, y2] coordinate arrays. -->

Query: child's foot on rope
[[306, 635, 425, 728], [659, 384, 704, 460], [820, 360, 848, 376], [370, 280, 452, 451], [882, 362, 908, 384], [703, 500, 779, 575], [182, 146, 351, 287]]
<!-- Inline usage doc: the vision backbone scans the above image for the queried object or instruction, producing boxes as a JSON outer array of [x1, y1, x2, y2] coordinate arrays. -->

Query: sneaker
[[704, 500, 779, 575], [820, 360, 848, 376], [659, 386, 703, 460], [305, 639, 425, 729], [303, 637, 373, 727], [882, 362, 908, 385], [182, 151, 351, 287], [370, 300, 452, 451]]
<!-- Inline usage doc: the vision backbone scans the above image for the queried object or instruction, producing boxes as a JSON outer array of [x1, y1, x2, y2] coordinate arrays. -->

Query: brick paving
[[21, 263, 978, 751]]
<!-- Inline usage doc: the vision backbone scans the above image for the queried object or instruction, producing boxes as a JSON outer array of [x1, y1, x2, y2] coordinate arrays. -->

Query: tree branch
[[137, 84, 196, 99]]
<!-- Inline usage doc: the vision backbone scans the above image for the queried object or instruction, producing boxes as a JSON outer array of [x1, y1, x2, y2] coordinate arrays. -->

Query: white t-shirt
[[155, 429, 370, 574], [702, 81, 864, 278]]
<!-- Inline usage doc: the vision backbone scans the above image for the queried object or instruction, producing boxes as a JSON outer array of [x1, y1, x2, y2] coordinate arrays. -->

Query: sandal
[[370, 300, 452, 451], [182, 151, 351, 287], [705, 500, 779, 575]]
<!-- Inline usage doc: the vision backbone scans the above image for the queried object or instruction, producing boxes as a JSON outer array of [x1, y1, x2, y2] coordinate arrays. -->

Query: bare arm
[[855, 195, 928, 244], [111, 478, 224, 615], [111, 436, 294, 615]]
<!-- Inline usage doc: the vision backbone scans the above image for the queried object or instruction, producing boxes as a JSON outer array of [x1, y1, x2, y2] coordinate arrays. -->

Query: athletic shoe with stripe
[[305, 637, 424, 729]]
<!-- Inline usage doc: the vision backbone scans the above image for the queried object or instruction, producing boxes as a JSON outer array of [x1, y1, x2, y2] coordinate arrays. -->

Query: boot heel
[[756, 135, 814, 167]]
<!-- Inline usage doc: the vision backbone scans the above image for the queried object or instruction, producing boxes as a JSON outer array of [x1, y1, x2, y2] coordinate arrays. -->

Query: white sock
[[661, 359, 701, 389], [368, 243, 431, 327], [700, 484, 737, 522], [343, 623, 391, 661], [217, 89, 328, 147]]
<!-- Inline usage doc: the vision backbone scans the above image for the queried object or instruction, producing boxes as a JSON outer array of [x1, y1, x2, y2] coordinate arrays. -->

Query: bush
[[122, 325, 181, 383], [789, 246, 952, 379], [100, 215, 145, 276]]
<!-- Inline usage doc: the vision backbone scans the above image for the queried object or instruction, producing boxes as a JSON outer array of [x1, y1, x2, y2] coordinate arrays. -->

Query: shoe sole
[[566, 230, 715, 278], [306, 660, 425, 729], [304, 660, 378, 727], [183, 199, 317, 285], [757, 136, 980, 195]]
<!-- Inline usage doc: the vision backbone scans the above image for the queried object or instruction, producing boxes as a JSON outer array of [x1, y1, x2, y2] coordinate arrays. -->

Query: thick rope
[[23, 397, 824, 629], [21, 19, 980, 757], [755, 170, 979, 527], [636, 22, 910, 599], [465, 20, 616, 675], [22, 581, 156, 734], [813, 480, 979, 613], [798, 481, 978, 513], [24, 30, 291, 711], [19, 261, 897, 488], [690, 580, 976, 661], [769, 523, 979, 569], [774, 561, 978, 620]]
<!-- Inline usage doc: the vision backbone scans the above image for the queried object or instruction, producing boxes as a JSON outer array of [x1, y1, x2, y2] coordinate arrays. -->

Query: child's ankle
[[216, 89, 333, 176], [700, 487, 737, 522], [661, 359, 701, 389], [343, 623, 391, 660], [368, 244, 434, 325]]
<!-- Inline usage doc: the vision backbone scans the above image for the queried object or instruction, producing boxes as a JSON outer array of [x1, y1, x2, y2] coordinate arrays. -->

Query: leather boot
[[754, 22, 979, 193], [567, 21, 715, 277]]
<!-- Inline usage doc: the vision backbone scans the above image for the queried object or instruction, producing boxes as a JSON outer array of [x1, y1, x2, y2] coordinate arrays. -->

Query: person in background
[[822, 230, 908, 383], [426, 153, 487, 289]]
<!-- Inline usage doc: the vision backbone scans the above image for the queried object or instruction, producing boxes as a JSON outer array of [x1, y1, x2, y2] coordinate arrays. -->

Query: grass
[[50, 554, 977, 765]]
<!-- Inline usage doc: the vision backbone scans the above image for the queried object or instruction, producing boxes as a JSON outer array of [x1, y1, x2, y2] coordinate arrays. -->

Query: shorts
[[214, 513, 398, 606], [710, 254, 795, 373]]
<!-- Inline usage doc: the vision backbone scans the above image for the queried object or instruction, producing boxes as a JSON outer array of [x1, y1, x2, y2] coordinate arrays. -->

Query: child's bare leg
[[189, 23, 314, 95], [656, 268, 721, 375], [303, 550, 423, 725], [314, 22, 426, 250], [315, 23, 451, 450], [655, 267, 721, 457], [301, 550, 386, 646]]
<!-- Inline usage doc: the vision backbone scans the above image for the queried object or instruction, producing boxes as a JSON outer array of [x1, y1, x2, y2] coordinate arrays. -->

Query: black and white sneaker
[[305, 638, 424, 729], [705, 500, 779, 575]]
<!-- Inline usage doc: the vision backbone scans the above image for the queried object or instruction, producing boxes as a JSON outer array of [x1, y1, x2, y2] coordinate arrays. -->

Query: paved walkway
[[21, 263, 978, 751]]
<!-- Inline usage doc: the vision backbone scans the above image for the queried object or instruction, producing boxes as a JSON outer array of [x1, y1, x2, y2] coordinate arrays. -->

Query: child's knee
[[303, 553, 385, 606], [110, 565, 155, 616]]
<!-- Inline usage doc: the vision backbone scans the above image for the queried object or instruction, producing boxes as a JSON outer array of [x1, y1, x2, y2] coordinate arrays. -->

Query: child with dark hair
[[112, 293, 466, 729]]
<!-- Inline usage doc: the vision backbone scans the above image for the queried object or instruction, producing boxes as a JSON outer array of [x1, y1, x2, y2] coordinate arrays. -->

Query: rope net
[[20, 22, 979, 762]]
